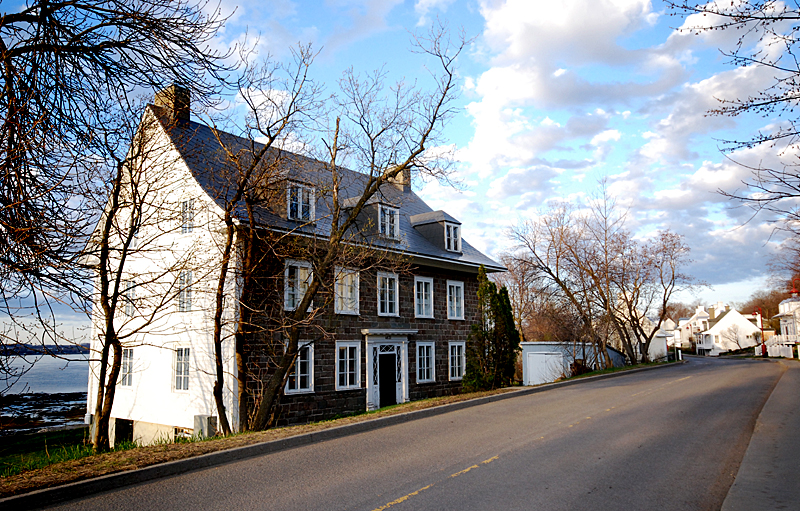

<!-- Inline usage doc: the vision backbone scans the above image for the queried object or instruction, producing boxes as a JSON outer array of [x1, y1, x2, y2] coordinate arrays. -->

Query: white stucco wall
[[86, 109, 240, 442]]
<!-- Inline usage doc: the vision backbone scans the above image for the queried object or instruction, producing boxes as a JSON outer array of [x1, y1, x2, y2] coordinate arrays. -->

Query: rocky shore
[[0, 392, 87, 436]]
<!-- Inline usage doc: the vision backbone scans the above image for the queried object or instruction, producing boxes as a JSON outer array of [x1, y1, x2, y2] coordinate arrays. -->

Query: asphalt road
[[45, 357, 782, 511]]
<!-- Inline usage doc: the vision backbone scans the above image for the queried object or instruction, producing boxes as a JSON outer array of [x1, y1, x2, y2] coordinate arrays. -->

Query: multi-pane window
[[447, 280, 464, 320], [175, 347, 190, 391], [417, 342, 434, 383], [122, 281, 136, 317], [377, 272, 399, 316], [181, 199, 194, 234], [336, 341, 360, 390], [120, 348, 133, 386], [288, 184, 314, 221], [414, 277, 433, 318], [178, 270, 192, 312], [284, 260, 312, 311], [334, 267, 359, 315], [379, 205, 399, 239], [449, 342, 465, 380], [445, 222, 461, 252], [286, 343, 313, 393]]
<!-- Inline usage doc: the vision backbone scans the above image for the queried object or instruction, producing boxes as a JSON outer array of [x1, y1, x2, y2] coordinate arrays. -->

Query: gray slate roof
[[153, 106, 504, 272]]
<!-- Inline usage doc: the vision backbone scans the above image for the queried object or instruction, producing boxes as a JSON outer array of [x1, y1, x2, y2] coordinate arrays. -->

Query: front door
[[378, 352, 397, 407]]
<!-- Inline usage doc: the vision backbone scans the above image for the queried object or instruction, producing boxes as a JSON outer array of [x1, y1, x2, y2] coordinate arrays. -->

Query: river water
[[1, 355, 89, 435], [3, 354, 89, 394]]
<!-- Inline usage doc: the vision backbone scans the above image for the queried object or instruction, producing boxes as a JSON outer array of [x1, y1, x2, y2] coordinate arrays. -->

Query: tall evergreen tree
[[464, 266, 521, 391]]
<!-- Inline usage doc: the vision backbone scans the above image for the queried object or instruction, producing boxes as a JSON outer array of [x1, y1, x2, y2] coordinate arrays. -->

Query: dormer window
[[288, 183, 314, 221], [379, 205, 399, 239], [445, 222, 460, 252]]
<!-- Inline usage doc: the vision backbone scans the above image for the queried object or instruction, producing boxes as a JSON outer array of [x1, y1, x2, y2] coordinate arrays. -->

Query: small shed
[[521, 342, 625, 386]]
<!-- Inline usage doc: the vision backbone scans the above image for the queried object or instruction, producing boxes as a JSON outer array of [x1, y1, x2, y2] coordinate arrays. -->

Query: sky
[[5, 0, 797, 342], [207, 0, 793, 304]]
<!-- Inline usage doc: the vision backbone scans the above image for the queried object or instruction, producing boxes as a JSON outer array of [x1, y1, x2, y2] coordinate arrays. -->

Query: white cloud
[[480, 0, 657, 66], [414, 0, 456, 26], [591, 129, 621, 146]]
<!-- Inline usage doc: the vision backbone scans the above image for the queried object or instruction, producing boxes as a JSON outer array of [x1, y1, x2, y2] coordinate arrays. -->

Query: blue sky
[[215, 0, 788, 303]]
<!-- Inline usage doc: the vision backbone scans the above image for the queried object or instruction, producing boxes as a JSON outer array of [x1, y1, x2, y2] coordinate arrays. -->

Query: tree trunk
[[93, 339, 122, 451]]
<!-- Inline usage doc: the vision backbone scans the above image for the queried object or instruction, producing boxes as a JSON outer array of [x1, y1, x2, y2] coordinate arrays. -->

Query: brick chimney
[[154, 84, 190, 122], [389, 167, 411, 192]]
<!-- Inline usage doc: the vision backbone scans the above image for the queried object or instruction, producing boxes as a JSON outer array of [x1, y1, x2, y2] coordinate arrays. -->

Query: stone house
[[85, 87, 504, 445]]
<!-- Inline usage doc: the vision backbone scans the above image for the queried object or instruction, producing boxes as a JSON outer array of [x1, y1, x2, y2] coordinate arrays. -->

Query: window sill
[[335, 385, 362, 392], [378, 313, 400, 318], [335, 310, 360, 316], [284, 389, 315, 396]]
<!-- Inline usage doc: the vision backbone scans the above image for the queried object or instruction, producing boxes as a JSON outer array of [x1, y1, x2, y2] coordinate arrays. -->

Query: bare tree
[[510, 202, 615, 369], [615, 231, 693, 362], [0, 0, 230, 385], [669, 1, 800, 149], [191, 45, 322, 435], [722, 324, 745, 350], [243, 25, 465, 431], [510, 190, 693, 365], [669, 2, 800, 235]]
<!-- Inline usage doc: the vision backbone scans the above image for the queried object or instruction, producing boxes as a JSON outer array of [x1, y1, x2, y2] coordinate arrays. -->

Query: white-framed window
[[379, 205, 399, 239], [336, 341, 361, 390], [287, 183, 314, 221], [129, 225, 140, 250], [334, 267, 359, 315], [414, 276, 433, 318], [120, 348, 134, 387], [377, 272, 399, 316], [447, 280, 464, 320], [284, 260, 312, 311], [417, 342, 435, 383], [445, 222, 461, 252], [449, 342, 465, 380], [175, 347, 190, 391], [181, 199, 194, 234], [178, 270, 192, 312], [286, 342, 314, 394], [122, 280, 136, 318]]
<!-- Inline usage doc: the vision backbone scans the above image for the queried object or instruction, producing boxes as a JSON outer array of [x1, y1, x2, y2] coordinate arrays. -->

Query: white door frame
[[362, 329, 417, 411]]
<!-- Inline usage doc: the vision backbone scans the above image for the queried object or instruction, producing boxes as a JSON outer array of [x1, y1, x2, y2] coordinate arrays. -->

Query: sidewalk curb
[[1, 361, 685, 509]]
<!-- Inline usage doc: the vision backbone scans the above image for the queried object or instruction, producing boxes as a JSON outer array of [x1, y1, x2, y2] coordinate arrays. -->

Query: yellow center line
[[450, 464, 479, 477], [370, 484, 434, 511], [370, 456, 500, 511]]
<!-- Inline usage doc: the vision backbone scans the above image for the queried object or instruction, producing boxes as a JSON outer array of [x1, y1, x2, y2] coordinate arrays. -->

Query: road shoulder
[[722, 359, 800, 511]]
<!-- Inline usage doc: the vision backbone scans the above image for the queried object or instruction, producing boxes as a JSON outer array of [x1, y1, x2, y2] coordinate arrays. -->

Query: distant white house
[[695, 303, 761, 356], [766, 293, 800, 357], [677, 305, 710, 348], [772, 295, 800, 342]]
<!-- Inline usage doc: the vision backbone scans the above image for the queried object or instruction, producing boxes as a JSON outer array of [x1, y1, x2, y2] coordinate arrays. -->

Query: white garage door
[[525, 352, 565, 385]]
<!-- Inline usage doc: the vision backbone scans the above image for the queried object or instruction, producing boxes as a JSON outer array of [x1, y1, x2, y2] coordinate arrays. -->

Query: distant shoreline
[[1, 344, 90, 356]]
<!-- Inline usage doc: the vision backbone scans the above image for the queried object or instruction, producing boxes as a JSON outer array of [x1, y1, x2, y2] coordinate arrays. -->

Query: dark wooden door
[[379, 353, 397, 407]]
